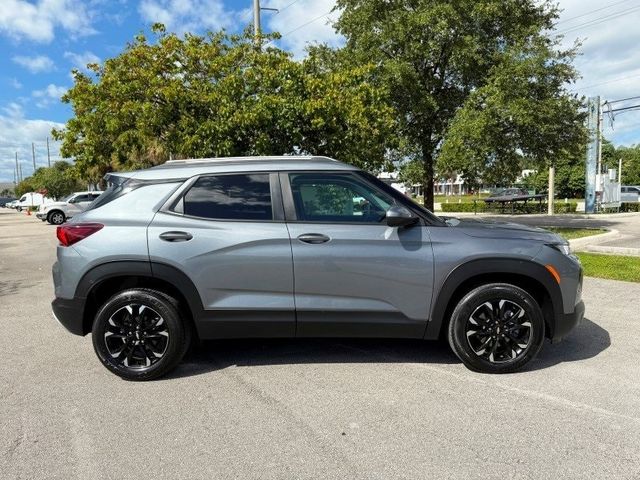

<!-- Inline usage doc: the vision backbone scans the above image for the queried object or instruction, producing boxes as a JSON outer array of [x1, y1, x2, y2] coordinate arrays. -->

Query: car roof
[[111, 156, 358, 181]]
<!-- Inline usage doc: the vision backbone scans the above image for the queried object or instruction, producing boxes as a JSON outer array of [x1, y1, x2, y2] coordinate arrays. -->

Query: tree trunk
[[422, 145, 435, 211]]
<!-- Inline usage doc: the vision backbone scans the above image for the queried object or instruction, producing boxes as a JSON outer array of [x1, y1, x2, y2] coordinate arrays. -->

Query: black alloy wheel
[[92, 288, 189, 380], [448, 283, 545, 373]]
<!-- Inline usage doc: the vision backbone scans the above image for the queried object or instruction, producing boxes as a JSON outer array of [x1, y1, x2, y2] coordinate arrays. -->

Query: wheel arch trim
[[74, 260, 204, 335], [424, 258, 563, 340]]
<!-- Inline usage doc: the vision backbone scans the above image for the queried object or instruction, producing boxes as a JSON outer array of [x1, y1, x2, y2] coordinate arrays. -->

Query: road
[[1, 208, 639, 479]]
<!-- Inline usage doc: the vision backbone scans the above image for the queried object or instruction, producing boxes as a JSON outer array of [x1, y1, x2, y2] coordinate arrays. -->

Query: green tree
[[14, 162, 83, 199], [335, 0, 584, 210], [53, 26, 395, 181], [439, 36, 586, 189], [602, 140, 640, 186]]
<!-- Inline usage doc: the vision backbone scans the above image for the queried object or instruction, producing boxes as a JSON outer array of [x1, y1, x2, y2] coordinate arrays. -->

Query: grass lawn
[[544, 227, 607, 240], [576, 253, 640, 283]]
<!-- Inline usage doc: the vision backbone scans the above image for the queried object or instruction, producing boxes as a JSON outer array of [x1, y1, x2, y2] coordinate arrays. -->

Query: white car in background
[[37, 191, 103, 225]]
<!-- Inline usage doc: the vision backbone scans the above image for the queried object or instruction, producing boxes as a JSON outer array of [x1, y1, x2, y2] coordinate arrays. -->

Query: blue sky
[[1, 0, 640, 183]]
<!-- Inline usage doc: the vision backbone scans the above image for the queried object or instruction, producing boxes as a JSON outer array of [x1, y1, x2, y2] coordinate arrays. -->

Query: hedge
[[440, 201, 577, 214], [620, 202, 640, 212]]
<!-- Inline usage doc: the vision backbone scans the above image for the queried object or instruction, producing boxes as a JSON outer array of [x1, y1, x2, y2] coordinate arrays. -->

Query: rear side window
[[183, 174, 272, 220]]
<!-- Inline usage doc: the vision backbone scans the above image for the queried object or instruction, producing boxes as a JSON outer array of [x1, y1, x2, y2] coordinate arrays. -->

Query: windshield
[[60, 194, 73, 202]]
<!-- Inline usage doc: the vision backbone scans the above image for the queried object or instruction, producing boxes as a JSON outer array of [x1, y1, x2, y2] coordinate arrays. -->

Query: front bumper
[[51, 297, 86, 336], [36, 212, 46, 220], [551, 300, 585, 343]]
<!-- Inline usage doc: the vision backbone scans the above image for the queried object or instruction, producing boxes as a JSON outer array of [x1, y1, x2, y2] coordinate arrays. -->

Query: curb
[[569, 229, 622, 251], [582, 245, 640, 257]]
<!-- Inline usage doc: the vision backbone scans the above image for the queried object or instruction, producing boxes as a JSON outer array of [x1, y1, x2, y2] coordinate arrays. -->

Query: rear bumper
[[551, 300, 585, 343], [51, 297, 86, 336]]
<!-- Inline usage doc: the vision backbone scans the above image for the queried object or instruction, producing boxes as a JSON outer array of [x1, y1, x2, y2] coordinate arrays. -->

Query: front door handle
[[159, 231, 193, 242], [297, 233, 330, 244]]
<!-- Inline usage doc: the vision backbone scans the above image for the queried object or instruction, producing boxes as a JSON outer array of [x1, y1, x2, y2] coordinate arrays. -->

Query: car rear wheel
[[92, 288, 189, 380], [47, 210, 65, 225], [447, 283, 545, 373]]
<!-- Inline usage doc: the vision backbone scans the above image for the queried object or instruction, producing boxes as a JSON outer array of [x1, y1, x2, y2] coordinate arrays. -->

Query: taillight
[[56, 223, 104, 247]]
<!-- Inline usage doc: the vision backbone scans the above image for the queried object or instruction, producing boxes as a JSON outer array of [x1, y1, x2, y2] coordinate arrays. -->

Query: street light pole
[[253, 0, 261, 37], [46, 137, 51, 167]]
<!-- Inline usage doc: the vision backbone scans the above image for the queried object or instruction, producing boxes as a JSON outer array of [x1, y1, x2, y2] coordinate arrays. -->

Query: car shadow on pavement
[[166, 337, 459, 380], [164, 318, 610, 380], [527, 318, 610, 371]]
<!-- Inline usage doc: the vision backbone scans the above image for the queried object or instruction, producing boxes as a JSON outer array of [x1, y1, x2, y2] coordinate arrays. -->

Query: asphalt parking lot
[[1, 209, 639, 480]]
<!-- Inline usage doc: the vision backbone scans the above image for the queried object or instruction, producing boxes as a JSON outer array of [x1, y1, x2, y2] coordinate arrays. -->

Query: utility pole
[[253, 0, 261, 37], [46, 137, 51, 167], [32, 142, 36, 172], [585, 96, 600, 214], [547, 164, 555, 215], [15, 152, 19, 183]]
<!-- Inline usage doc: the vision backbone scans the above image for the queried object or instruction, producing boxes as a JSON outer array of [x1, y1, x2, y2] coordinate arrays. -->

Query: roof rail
[[162, 155, 337, 166]]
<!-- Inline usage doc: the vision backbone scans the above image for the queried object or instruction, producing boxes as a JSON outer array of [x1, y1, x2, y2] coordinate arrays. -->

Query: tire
[[92, 288, 189, 380], [47, 210, 65, 225], [447, 283, 545, 374]]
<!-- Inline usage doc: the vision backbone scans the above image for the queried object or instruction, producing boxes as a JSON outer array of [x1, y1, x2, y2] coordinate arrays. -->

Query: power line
[[572, 73, 640, 91], [554, 0, 635, 25], [277, 0, 303, 14], [607, 104, 640, 113], [555, 4, 640, 35], [280, 9, 334, 37], [604, 95, 640, 105]]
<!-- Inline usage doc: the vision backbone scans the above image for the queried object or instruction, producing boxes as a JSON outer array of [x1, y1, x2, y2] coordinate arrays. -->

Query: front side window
[[289, 173, 393, 223], [183, 174, 272, 220]]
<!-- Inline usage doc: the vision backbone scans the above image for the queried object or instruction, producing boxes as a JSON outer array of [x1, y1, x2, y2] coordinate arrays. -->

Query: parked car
[[51, 156, 584, 380], [37, 191, 103, 225], [14, 192, 52, 211], [5, 200, 18, 209], [484, 188, 545, 203], [0, 197, 16, 207], [621, 185, 640, 203]]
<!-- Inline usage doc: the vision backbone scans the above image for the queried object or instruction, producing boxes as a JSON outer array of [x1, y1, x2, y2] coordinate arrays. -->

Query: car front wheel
[[92, 288, 189, 380], [447, 283, 545, 373], [47, 210, 65, 225]]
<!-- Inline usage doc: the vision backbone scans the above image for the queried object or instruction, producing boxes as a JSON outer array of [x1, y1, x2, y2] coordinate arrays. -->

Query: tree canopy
[[335, 0, 586, 209], [53, 26, 395, 183], [15, 161, 82, 199]]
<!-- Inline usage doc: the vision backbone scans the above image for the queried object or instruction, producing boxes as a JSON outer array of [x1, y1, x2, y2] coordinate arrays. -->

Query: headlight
[[548, 243, 571, 255]]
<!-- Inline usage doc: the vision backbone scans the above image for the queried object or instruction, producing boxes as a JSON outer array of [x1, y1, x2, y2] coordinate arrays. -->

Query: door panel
[[147, 173, 294, 339], [287, 223, 433, 337], [283, 172, 434, 338], [148, 212, 295, 337]]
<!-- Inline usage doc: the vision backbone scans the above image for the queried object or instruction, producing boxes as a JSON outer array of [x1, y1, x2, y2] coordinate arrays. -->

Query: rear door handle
[[297, 233, 330, 244], [159, 231, 193, 242]]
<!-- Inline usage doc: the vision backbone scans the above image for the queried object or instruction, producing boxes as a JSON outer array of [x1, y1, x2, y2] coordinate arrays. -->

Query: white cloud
[[32, 84, 67, 108], [0, 0, 96, 43], [264, 0, 342, 58], [12, 55, 55, 73], [2, 102, 24, 118], [138, 0, 235, 34], [64, 51, 101, 72], [10, 78, 23, 89], [0, 112, 64, 182]]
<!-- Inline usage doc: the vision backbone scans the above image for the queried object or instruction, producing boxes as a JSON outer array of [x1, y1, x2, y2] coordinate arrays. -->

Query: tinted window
[[72, 194, 91, 203], [289, 173, 392, 223], [183, 174, 272, 220]]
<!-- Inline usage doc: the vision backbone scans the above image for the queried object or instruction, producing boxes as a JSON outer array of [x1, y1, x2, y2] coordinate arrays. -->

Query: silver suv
[[51, 156, 584, 380]]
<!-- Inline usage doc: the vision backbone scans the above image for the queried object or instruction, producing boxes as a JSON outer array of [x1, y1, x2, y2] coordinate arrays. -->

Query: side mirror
[[386, 205, 417, 227]]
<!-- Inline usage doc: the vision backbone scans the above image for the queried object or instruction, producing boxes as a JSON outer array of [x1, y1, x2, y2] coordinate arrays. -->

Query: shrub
[[440, 201, 576, 214], [621, 202, 640, 212]]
